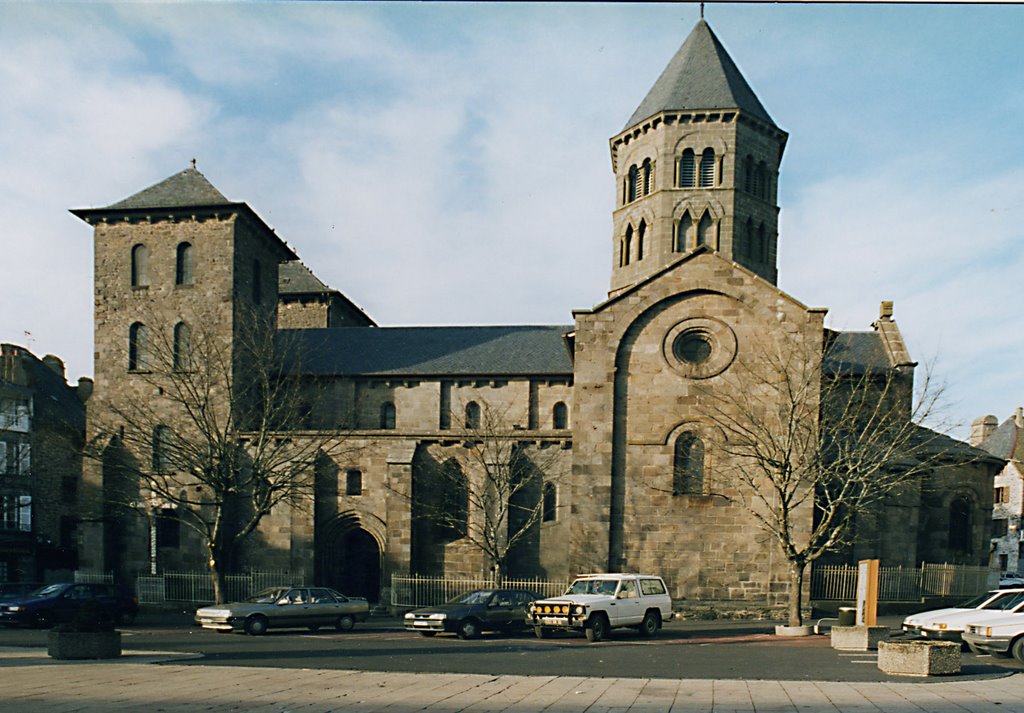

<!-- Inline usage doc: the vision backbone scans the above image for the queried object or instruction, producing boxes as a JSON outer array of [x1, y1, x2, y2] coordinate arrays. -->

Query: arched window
[[441, 459, 468, 538], [757, 222, 767, 262], [627, 165, 639, 202], [151, 425, 171, 473], [673, 433, 705, 495], [128, 322, 148, 371], [756, 161, 769, 199], [697, 210, 714, 247], [642, 159, 653, 196], [552, 402, 568, 430], [744, 155, 754, 193], [346, 469, 363, 496], [252, 259, 262, 304], [679, 149, 696, 188], [699, 148, 715, 187], [172, 322, 191, 371], [949, 495, 973, 553], [131, 244, 149, 288], [380, 401, 396, 429], [542, 482, 557, 522], [637, 220, 646, 261], [743, 218, 754, 260], [676, 211, 692, 252], [623, 225, 633, 266], [465, 401, 481, 430], [175, 242, 194, 286]]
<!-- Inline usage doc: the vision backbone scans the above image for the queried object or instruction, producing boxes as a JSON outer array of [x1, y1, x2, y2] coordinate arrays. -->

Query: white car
[[962, 613, 1024, 661], [902, 588, 1024, 642]]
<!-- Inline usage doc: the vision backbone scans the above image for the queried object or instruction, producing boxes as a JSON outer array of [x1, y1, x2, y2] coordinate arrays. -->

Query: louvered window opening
[[679, 150, 695, 188], [699, 149, 715, 187]]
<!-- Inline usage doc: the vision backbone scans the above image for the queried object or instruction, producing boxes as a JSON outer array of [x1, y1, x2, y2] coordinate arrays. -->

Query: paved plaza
[[4, 647, 1024, 712]]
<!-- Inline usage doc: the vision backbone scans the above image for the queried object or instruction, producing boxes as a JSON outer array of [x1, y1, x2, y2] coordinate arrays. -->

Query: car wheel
[[1011, 637, 1024, 664], [33, 612, 51, 629], [336, 615, 356, 632], [534, 626, 550, 639], [308, 624, 321, 632], [456, 618, 480, 640], [419, 631, 437, 637], [639, 611, 660, 638], [585, 614, 608, 643], [244, 615, 269, 636]]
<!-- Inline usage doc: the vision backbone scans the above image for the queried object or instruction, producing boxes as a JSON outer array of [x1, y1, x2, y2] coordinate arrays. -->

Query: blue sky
[[2, 2, 1022, 439]]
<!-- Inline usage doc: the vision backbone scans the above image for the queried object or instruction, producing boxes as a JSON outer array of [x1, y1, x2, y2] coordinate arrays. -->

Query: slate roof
[[980, 416, 1024, 462], [911, 425, 1005, 466], [823, 331, 892, 376], [625, 19, 777, 130], [279, 261, 332, 296], [280, 325, 574, 377], [105, 168, 234, 210]]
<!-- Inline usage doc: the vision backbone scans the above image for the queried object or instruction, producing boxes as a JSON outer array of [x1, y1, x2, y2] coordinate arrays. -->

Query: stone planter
[[877, 640, 960, 677], [774, 624, 814, 637], [47, 630, 122, 660], [831, 625, 889, 651]]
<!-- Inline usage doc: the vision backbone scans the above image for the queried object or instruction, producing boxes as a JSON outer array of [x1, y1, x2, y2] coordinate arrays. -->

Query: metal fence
[[811, 563, 994, 602], [136, 569, 303, 604], [391, 575, 570, 608], [73, 571, 114, 585]]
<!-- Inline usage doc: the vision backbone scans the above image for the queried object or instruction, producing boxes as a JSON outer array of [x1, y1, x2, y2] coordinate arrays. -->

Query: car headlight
[[428, 613, 446, 620], [574, 605, 586, 615], [936, 623, 947, 630], [404, 612, 414, 619], [985, 627, 993, 637], [7, 606, 24, 612]]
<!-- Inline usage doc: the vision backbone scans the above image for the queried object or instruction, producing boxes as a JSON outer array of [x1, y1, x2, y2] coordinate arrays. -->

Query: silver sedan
[[195, 586, 369, 635]]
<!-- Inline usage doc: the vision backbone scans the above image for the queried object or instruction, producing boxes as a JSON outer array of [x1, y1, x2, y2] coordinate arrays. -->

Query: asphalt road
[[3, 611, 1022, 683]]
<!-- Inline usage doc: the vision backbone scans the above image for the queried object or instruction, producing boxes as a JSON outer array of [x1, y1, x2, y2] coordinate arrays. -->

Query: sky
[[1, 2, 1022, 440]]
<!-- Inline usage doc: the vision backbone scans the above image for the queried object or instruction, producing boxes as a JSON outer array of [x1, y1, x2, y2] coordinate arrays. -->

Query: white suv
[[528, 574, 673, 642]]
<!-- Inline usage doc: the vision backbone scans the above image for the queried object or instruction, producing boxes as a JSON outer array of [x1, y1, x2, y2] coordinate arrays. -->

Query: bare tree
[[688, 332, 954, 627], [86, 308, 352, 603], [409, 400, 569, 584]]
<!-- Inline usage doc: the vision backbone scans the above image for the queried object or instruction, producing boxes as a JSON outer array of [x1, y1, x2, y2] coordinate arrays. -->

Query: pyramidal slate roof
[[280, 325, 574, 377], [625, 19, 777, 130], [105, 168, 234, 210], [980, 415, 1024, 462], [823, 331, 892, 376], [279, 261, 332, 296]]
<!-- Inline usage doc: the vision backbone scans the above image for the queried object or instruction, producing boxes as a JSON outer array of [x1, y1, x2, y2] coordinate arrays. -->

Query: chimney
[[970, 415, 999, 446], [878, 301, 894, 321], [1015, 407, 1024, 429], [76, 376, 94, 404], [41, 355, 66, 380]]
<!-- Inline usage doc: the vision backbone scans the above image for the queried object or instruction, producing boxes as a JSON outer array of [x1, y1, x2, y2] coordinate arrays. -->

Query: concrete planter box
[[774, 625, 814, 637], [47, 630, 121, 660], [877, 640, 960, 677], [831, 625, 889, 651]]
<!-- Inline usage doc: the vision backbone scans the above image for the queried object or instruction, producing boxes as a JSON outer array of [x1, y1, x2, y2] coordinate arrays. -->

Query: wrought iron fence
[[73, 571, 114, 584], [811, 563, 994, 602], [391, 575, 571, 608], [136, 569, 302, 604]]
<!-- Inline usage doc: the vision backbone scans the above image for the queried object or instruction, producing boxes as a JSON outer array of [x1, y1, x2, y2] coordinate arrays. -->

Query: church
[[73, 20, 999, 609]]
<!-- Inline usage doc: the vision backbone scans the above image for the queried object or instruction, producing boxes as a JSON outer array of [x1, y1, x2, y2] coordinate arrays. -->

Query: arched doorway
[[316, 514, 382, 603]]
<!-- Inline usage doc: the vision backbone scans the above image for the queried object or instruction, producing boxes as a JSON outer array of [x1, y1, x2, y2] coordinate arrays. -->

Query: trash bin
[[837, 607, 857, 627]]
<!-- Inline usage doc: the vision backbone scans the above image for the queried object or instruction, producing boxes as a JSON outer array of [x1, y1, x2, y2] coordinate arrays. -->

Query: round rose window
[[663, 317, 737, 379]]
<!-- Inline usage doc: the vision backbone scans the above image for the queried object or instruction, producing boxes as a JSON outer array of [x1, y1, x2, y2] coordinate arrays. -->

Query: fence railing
[[73, 571, 114, 585], [391, 575, 570, 608], [136, 569, 303, 604], [811, 563, 995, 602]]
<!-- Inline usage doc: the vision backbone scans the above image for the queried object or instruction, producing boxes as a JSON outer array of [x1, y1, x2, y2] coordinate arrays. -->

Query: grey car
[[403, 589, 541, 639], [195, 586, 369, 635]]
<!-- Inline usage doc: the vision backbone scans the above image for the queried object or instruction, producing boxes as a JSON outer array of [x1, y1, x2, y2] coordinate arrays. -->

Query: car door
[[54, 584, 92, 623], [483, 591, 516, 631], [614, 579, 644, 626], [272, 588, 309, 628], [308, 588, 339, 626]]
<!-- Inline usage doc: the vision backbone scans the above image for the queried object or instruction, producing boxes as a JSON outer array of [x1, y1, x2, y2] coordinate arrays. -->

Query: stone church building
[[73, 20, 999, 606]]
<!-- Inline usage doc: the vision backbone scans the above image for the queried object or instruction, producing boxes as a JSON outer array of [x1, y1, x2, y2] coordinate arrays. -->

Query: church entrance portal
[[316, 516, 381, 603]]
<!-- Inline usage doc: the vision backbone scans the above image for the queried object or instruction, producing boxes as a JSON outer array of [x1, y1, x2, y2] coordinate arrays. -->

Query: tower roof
[[104, 167, 233, 210], [624, 19, 777, 130]]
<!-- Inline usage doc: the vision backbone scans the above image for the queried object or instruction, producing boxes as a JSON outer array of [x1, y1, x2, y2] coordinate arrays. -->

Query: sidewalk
[[4, 647, 1024, 712]]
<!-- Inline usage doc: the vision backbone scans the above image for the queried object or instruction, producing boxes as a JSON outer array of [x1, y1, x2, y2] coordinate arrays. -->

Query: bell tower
[[609, 19, 788, 295]]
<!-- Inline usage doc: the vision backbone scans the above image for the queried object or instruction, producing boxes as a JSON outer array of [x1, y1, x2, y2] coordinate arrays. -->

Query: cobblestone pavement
[[4, 647, 1024, 712]]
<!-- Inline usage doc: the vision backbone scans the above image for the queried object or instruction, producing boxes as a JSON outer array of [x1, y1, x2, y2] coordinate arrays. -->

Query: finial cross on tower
[[190, 158, 197, 169], [700, 2, 704, 19]]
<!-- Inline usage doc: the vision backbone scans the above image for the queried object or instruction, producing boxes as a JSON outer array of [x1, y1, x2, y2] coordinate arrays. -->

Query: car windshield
[[565, 579, 618, 596], [31, 584, 65, 597], [247, 587, 289, 603], [448, 590, 493, 605], [982, 591, 1024, 610], [958, 592, 998, 608]]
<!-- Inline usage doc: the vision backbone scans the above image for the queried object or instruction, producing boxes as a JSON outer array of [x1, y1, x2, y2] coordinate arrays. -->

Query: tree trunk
[[208, 551, 228, 605], [788, 561, 805, 627]]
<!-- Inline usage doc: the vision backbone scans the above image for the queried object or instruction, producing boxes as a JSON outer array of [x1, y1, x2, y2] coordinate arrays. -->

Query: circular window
[[663, 317, 737, 379], [672, 332, 712, 364]]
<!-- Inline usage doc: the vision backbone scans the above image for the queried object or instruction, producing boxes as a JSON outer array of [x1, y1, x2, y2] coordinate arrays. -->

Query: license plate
[[413, 621, 429, 627], [541, 617, 563, 626]]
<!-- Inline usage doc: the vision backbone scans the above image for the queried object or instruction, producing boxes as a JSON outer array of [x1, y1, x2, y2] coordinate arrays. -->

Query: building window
[[637, 220, 646, 261], [131, 244, 149, 287], [756, 161, 769, 199], [0, 495, 31, 531], [949, 495, 973, 553], [993, 518, 1009, 538], [465, 401, 481, 430], [627, 165, 639, 202], [172, 322, 191, 371], [175, 242, 194, 286], [698, 148, 715, 187], [152, 425, 172, 473], [679, 149, 696, 188], [743, 218, 753, 260], [673, 433, 705, 495], [995, 486, 1010, 504], [252, 259, 262, 304], [623, 225, 633, 266], [0, 399, 30, 432], [744, 155, 754, 193], [757, 222, 767, 262], [128, 322, 148, 371], [642, 158, 654, 195], [552, 402, 568, 430], [697, 211, 714, 247], [676, 211, 692, 252], [155, 508, 180, 550], [380, 402, 396, 430], [542, 482, 557, 522], [0, 441, 30, 476], [346, 469, 363, 496]]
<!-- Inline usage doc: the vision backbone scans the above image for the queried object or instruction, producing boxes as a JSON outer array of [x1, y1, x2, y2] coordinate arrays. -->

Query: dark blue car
[[0, 583, 138, 628]]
